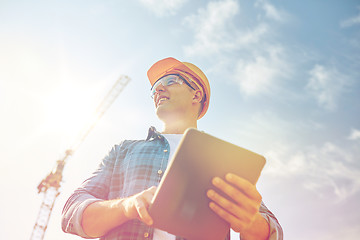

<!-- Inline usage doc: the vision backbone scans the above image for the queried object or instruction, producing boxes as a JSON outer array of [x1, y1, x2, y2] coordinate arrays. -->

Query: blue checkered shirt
[[62, 127, 282, 240]]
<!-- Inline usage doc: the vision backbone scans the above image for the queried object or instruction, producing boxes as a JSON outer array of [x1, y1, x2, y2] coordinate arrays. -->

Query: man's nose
[[155, 82, 165, 94]]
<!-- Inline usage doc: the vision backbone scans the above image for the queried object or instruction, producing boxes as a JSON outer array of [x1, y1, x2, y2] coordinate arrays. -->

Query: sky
[[0, 0, 360, 239]]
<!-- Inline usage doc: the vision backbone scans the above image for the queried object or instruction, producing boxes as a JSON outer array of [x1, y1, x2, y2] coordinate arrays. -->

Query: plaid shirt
[[62, 127, 282, 240]]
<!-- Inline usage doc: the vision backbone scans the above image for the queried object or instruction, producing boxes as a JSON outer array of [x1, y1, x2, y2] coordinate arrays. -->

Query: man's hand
[[207, 173, 269, 240], [121, 186, 157, 225], [82, 186, 156, 237]]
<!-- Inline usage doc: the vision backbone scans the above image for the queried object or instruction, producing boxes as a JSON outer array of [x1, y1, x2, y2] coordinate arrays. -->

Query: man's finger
[[207, 189, 242, 217], [211, 176, 260, 209], [135, 200, 153, 225], [225, 174, 262, 200], [208, 201, 249, 232]]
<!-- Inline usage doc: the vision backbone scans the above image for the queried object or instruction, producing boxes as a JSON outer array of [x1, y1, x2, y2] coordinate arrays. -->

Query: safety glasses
[[150, 74, 196, 98]]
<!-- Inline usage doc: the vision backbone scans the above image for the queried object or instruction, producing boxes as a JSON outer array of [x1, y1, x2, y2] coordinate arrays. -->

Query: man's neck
[[162, 120, 197, 134]]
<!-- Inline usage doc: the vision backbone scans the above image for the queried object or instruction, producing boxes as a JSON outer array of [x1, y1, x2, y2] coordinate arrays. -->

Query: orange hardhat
[[147, 57, 210, 119]]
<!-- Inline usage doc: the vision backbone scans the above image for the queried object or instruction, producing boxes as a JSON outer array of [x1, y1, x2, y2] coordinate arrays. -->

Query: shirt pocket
[[111, 151, 163, 198]]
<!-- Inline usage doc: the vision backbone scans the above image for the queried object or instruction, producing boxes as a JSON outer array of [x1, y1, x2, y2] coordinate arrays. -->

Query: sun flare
[[42, 82, 103, 148]]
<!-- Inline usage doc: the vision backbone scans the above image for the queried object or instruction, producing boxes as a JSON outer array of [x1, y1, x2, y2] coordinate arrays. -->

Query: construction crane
[[30, 75, 131, 240]]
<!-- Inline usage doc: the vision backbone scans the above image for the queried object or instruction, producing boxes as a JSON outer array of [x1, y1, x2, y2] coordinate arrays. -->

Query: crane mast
[[30, 75, 131, 240]]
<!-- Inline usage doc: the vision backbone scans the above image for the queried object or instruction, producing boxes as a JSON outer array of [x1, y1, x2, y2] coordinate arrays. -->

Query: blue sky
[[1, 0, 359, 239]]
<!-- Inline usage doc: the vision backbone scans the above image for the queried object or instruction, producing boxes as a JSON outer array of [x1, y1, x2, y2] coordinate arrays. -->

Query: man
[[62, 57, 283, 240]]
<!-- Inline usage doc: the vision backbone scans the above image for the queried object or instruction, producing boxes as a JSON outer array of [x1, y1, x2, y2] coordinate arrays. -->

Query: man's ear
[[192, 90, 203, 104]]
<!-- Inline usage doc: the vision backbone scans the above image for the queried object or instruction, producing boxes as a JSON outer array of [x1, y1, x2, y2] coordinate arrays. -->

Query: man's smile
[[156, 95, 169, 107]]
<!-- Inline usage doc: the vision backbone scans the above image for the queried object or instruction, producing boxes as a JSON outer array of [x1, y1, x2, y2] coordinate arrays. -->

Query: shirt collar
[[146, 126, 163, 141]]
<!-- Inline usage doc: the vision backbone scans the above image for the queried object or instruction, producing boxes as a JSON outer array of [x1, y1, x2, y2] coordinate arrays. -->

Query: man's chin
[[156, 108, 179, 122]]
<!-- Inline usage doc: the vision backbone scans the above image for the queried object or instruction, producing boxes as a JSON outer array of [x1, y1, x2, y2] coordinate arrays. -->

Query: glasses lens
[[150, 75, 182, 98], [164, 75, 179, 86]]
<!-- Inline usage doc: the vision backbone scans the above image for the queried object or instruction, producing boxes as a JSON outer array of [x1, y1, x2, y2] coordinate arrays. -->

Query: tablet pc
[[148, 128, 266, 240]]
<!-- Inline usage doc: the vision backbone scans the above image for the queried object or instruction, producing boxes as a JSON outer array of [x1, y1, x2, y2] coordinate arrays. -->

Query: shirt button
[[144, 232, 149, 238], [158, 169, 163, 175], [163, 149, 168, 153]]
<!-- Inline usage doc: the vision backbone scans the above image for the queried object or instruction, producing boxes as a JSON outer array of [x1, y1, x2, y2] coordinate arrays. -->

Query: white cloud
[[234, 45, 287, 96], [349, 128, 360, 140], [263, 141, 360, 201], [182, 0, 275, 56], [183, 0, 240, 56], [320, 225, 360, 240], [232, 111, 360, 202], [255, 0, 287, 22], [340, 6, 360, 28], [182, 0, 294, 97], [139, 0, 188, 17], [182, 0, 291, 57], [306, 64, 349, 111], [232, 110, 360, 202], [235, 23, 268, 46]]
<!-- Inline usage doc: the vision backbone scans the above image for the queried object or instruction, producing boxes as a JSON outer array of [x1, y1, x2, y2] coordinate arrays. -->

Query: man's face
[[152, 76, 196, 121]]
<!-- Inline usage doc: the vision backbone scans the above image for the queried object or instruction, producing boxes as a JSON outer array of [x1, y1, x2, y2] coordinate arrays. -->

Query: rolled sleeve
[[62, 193, 101, 238], [259, 202, 283, 240], [61, 145, 119, 238]]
